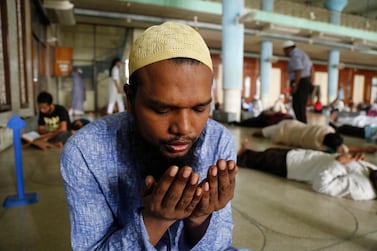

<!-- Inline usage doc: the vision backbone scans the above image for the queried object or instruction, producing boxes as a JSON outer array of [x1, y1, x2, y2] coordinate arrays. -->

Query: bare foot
[[237, 138, 249, 156], [330, 110, 338, 122], [53, 142, 64, 148]]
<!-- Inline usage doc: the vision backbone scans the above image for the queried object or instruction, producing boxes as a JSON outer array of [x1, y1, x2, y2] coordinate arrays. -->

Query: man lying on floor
[[234, 110, 293, 128], [252, 119, 377, 153], [329, 111, 377, 142], [237, 139, 377, 200]]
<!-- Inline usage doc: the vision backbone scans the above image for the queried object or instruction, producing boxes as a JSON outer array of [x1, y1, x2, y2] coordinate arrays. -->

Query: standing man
[[283, 40, 314, 123], [107, 57, 125, 114], [69, 68, 86, 117], [60, 22, 239, 250], [37, 91, 71, 147]]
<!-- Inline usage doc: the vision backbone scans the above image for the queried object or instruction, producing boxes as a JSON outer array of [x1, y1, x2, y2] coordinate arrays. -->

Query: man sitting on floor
[[237, 139, 377, 200], [36, 91, 71, 148], [25, 95, 93, 150]]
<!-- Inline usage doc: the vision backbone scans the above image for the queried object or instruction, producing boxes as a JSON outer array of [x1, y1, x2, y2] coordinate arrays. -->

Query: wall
[[0, 0, 34, 151], [1, 2, 377, 152], [212, 55, 377, 112], [59, 23, 131, 112]]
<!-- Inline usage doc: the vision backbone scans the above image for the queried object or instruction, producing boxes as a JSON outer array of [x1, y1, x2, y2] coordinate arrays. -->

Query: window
[[371, 77, 377, 103], [0, 1, 11, 112], [16, 0, 29, 108]]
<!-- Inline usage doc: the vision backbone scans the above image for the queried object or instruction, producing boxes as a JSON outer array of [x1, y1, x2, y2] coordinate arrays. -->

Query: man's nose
[[169, 110, 192, 136]]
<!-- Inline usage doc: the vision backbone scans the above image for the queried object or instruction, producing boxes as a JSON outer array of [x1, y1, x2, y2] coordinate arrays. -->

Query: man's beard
[[140, 139, 199, 181]]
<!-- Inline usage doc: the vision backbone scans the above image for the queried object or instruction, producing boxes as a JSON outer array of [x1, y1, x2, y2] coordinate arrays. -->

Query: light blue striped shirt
[[60, 112, 237, 250], [288, 47, 313, 81], [365, 124, 377, 141]]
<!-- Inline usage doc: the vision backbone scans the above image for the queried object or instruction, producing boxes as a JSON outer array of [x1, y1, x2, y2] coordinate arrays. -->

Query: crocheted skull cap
[[283, 40, 295, 48], [129, 21, 213, 76]]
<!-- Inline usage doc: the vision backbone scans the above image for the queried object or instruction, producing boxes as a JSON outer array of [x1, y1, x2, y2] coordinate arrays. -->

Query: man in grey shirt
[[283, 40, 314, 123]]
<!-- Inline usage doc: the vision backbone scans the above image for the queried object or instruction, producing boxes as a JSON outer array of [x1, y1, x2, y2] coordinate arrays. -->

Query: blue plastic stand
[[3, 115, 38, 208]]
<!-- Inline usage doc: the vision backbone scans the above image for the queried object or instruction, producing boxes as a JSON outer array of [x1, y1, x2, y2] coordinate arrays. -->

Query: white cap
[[129, 21, 213, 77], [283, 40, 295, 48]]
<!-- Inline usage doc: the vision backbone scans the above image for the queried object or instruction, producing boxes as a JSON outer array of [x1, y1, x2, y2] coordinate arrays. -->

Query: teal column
[[325, 0, 347, 24], [327, 50, 340, 103], [262, 0, 274, 11], [260, 41, 272, 99], [222, 0, 244, 121], [260, 0, 274, 105], [325, 0, 347, 103]]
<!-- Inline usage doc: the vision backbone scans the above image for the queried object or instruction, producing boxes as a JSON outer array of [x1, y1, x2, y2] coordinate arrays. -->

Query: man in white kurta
[[237, 146, 377, 200], [107, 58, 125, 114]]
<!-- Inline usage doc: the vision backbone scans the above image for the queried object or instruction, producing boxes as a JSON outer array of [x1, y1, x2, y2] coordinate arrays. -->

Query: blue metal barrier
[[3, 115, 38, 208]]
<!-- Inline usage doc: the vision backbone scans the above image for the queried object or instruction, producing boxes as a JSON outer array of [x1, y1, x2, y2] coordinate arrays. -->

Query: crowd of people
[[232, 41, 377, 204], [236, 96, 377, 200]]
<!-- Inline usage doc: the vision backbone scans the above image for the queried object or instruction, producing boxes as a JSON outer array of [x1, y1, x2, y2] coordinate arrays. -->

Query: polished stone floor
[[0, 112, 376, 251]]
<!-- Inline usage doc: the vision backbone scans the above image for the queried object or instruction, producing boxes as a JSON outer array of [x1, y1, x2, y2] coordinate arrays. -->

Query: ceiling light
[[353, 39, 377, 49], [263, 24, 300, 34], [43, 0, 74, 10], [365, 20, 371, 29], [310, 11, 316, 20], [333, 63, 345, 69], [310, 32, 350, 43], [267, 56, 278, 63], [47, 37, 58, 43], [237, 9, 257, 24]]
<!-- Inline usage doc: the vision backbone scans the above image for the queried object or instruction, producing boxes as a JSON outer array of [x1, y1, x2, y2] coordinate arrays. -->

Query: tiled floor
[[0, 112, 376, 251]]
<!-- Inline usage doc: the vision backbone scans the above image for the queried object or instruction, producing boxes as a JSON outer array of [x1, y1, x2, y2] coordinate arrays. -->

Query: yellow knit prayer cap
[[129, 21, 213, 77]]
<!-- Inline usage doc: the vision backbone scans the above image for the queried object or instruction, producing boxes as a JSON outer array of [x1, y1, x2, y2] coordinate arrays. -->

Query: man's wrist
[[141, 208, 175, 227], [186, 214, 211, 228], [141, 209, 175, 245]]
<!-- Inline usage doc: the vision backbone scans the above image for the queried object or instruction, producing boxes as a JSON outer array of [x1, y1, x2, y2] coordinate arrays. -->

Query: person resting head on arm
[[237, 139, 377, 201], [252, 120, 377, 154]]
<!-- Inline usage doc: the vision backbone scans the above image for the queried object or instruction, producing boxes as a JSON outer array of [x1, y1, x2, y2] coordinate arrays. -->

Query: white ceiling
[[49, 0, 377, 69]]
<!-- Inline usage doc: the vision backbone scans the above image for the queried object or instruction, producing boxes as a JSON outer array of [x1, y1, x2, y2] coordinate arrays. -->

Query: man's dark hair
[[323, 133, 343, 151], [37, 91, 53, 105], [71, 118, 90, 131], [369, 170, 377, 193], [109, 57, 121, 77]]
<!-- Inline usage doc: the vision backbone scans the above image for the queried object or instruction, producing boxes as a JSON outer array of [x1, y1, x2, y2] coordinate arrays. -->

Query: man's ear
[[124, 84, 133, 112]]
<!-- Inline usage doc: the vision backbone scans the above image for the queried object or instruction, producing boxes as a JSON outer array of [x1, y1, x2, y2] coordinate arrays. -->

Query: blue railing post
[[3, 115, 38, 208]]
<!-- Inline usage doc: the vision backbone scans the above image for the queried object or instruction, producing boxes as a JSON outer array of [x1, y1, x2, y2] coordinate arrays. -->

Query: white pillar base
[[223, 88, 242, 122]]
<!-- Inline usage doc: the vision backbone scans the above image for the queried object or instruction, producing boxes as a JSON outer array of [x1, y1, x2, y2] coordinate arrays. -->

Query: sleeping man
[[237, 139, 377, 200], [252, 120, 377, 153]]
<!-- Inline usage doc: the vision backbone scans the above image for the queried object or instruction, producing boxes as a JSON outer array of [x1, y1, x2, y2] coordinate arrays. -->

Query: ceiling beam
[[116, 0, 222, 15], [243, 9, 377, 43]]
